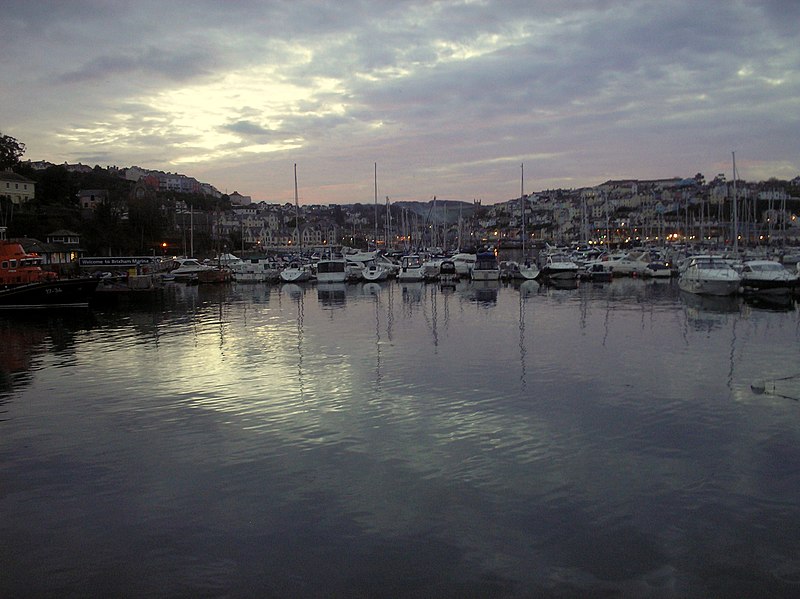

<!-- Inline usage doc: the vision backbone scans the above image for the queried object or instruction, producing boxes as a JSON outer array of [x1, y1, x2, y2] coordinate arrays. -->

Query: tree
[[0, 132, 25, 169]]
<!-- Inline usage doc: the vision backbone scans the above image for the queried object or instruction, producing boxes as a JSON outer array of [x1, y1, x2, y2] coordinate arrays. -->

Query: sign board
[[79, 256, 160, 267]]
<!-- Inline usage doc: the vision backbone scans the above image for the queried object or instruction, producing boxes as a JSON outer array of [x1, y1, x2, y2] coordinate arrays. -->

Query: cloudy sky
[[2, 1, 798, 204]]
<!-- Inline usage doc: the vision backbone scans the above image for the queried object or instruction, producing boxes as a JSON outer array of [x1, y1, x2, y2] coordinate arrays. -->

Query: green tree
[[0, 132, 25, 169]]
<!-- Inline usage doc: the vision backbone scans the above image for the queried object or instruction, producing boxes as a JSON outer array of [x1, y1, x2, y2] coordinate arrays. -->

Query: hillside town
[[2, 146, 800, 269]]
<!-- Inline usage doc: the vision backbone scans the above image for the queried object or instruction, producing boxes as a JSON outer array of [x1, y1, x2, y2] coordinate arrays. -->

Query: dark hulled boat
[[0, 229, 98, 309]]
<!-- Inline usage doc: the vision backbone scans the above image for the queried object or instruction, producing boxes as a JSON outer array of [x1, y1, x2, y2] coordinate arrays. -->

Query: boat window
[[10, 260, 16, 268], [1, 261, 6, 269]]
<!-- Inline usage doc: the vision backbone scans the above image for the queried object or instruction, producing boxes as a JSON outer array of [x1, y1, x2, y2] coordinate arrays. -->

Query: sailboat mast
[[732, 151, 738, 254], [520, 163, 526, 258], [294, 163, 302, 252], [385, 196, 391, 251], [374, 162, 378, 252], [190, 204, 194, 257]]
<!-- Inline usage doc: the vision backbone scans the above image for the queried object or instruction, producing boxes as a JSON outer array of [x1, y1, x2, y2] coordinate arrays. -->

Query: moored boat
[[169, 257, 214, 282], [438, 259, 458, 285], [231, 257, 282, 283], [471, 251, 500, 281], [643, 261, 672, 278], [398, 254, 425, 282], [0, 228, 98, 309], [538, 252, 579, 280], [678, 255, 740, 296], [197, 268, 232, 284], [280, 261, 312, 283], [580, 262, 613, 282], [451, 252, 476, 278], [316, 252, 348, 283], [361, 262, 389, 281], [740, 259, 798, 294]]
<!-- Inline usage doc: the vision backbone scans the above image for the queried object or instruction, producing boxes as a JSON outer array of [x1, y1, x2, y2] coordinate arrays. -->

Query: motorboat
[[316, 252, 348, 283], [438, 259, 458, 285], [500, 260, 539, 281], [197, 268, 232, 284], [643, 262, 672, 278], [678, 255, 741, 296], [471, 252, 500, 281], [169, 258, 214, 282], [0, 229, 98, 309], [450, 252, 476, 278], [422, 255, 444, 281], [740, 260, 798, 294], [375, 253, 400, 277], [344, 250, 375, 281], [397, 254, 425, 282], [580, 262, 613, 282], [609, 250, 651, 277], [232, 257, 282, 283], [361, 262, 389, 281], [280, 261, 312, 283], [518, 261, 539, 280], [538, 253, 579, 280]]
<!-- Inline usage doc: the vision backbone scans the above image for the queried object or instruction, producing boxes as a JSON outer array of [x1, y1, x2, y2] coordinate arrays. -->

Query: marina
[[2, 276, 800, 597]]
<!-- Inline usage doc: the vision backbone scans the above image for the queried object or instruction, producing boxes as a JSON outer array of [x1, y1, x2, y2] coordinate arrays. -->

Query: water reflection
[[400, 281, 424, 304], [542, 277, 578, 290], [743, 292, 796, 312], [4, 278, 800, 597], [470, 280, 499, 305], [317, 282, 347, 308], [681, 291, 742, 332], [0, 314, 93, 400]]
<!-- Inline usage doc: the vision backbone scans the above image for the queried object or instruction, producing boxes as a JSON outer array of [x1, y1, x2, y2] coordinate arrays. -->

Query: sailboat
[[517, 163, 539, 280], [280, 164, 312, 283], [360, 163, 390, 282]]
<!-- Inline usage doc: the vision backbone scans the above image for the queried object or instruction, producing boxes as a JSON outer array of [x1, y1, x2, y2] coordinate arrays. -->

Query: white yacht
[[471, 252, 501, 281], [500, 260, 539, 280], [740, 260, 798, 294], [422, 255, 445, 281], [609, 250, 651, 277], [451, 252, 477, 278], [539, 253, 580, 280], [361, 262, 389, 281], [643, 261, 672, 278], [397, 254, 425, 282], [232, 257, 282, 283], [316, 252, 348, 283], [280, 261, 312, 283], [678, 255, 740, 296], [169, 258, 214, 282]]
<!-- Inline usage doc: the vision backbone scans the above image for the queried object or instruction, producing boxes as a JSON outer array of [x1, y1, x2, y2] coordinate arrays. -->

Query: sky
[[2, 0, 799, 205]]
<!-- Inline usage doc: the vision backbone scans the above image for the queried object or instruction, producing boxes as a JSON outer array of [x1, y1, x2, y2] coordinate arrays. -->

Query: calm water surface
[[2, 278, 800, 597]]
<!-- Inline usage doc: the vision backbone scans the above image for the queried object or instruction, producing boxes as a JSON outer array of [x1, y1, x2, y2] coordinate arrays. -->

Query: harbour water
[[2, 278, 800, 597]]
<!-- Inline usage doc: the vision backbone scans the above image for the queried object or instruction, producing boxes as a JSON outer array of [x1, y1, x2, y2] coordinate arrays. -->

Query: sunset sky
[[2, 0, 798, 204]]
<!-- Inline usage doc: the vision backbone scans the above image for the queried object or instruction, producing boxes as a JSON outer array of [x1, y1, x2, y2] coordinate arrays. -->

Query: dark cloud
[[56, 45, 220, 84], [1, 0, 798, 201], [221, 121, 275, 140]]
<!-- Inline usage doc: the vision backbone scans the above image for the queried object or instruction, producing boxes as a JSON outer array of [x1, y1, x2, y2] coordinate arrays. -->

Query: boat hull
[[540, 266, 578, 280], [0, 278, 99, 309], [471, 269, 500, 281], [678, 277, 740, 296], [362, 266, 388, 281], [280, 269, 311, 283], [741, 277, 797, 294]]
